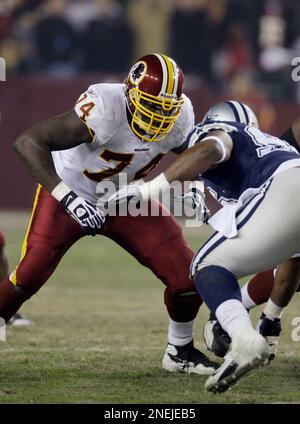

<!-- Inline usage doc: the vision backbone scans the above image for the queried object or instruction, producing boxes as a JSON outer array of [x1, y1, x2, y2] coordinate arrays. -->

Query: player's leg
[[103, 200, 218, 375], [242, 263, 300, 310], [0, 231, 32, 326], [0, 232, 8, 281], [0, 186, 84, 322], [241, 269, 275, 309], [254, 258, 300, 360], [192, 168, 300, 392], [205, 258, 300, 361]]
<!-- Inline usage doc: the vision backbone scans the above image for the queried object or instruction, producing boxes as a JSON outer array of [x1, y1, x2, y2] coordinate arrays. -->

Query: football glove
[[180, 181, 210, 223], [61, 191, 105, 236]]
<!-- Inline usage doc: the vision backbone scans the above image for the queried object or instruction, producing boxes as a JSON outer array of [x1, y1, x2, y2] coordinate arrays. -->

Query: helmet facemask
[[128, 87, 184, 142]]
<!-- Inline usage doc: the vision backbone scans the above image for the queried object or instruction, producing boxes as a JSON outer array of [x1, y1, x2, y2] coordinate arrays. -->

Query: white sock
[[264, 298, 284, 320], [167, 318, 194, 346], [241, 281, 257, 310], [216, 299, 253, 339]]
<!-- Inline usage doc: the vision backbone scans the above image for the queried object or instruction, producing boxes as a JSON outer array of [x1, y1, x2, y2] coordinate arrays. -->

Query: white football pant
[[191, 167, 300, 278]]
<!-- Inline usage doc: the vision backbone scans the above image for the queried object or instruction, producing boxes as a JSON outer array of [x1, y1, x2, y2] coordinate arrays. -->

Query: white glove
[[179, 181, 210, 223], [61, 191, 105, 236]]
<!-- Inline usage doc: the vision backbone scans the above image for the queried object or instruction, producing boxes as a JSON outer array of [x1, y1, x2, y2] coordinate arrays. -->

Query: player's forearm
[[14, 133, 61, 192], [164, 141, 222, 183], [139, 140, 224, 200]]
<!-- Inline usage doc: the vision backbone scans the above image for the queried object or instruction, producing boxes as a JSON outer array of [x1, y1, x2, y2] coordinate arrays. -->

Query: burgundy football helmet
[[124, 53, 185, 142]]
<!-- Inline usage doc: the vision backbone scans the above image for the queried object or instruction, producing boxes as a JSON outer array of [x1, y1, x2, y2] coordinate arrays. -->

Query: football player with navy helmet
[[202, 108, 300, 362], [115, 101, 300, 392]]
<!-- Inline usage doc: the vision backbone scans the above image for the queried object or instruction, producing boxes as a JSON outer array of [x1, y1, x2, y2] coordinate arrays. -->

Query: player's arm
[[14, 111, 104, 236], [14, 110, 92, 192], [108, 131, 233, 211], [139, 130, 233, 199]]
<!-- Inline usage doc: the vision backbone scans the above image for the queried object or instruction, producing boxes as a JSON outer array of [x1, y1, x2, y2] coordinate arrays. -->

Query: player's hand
[[60, 191, 105, 236], [180, 181, 210, 223]]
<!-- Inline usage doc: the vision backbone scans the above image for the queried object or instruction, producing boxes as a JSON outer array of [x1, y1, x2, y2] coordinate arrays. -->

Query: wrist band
[[51, 181, 72, 202], [201, 135, 228, 163], [139, 173, 170, 201]]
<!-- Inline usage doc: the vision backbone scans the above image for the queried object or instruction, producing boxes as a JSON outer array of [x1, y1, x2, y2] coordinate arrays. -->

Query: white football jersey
[[52, 83, 194, 205]]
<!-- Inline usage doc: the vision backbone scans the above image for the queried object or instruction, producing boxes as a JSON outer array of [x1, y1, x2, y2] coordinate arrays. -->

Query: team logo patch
[[129, 61, 147, 86]]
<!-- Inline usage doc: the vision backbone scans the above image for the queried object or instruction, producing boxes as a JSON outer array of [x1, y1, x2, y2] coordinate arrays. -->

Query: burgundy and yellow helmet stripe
[[154, 53, 181, 98]]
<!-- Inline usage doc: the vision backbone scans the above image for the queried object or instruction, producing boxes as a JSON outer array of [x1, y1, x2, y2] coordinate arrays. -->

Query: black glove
[[61, 191, 105, 236]]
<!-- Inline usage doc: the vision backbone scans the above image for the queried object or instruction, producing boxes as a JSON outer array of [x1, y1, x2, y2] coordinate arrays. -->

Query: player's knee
[[153, 237, 194, 292], [164, 287, 201, 322], [13, 284, 36, 300], [13, 244, 60, 290], [193, 265, 241, 312], [190, 256, 216, 281]]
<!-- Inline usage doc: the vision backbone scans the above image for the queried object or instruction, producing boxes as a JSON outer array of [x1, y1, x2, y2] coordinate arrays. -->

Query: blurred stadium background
[[1, 0, 300, 207], [1, 0, 300, 404]]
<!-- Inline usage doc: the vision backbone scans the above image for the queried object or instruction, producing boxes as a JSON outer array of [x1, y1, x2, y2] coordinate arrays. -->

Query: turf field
[[0, 211, 300, 404]]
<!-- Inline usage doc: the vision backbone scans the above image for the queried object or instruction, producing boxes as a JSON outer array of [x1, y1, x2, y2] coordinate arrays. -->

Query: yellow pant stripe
[[11, 184, 42, 285]]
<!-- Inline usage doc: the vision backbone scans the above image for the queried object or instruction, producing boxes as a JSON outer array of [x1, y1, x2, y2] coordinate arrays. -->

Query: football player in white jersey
[[0, 54, 218, 375]]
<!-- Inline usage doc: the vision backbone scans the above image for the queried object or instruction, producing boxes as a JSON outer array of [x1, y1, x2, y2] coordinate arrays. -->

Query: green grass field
[[0, 211, 300, 404]]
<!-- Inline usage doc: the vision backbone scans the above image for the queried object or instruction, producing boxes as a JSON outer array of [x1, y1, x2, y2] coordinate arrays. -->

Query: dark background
[[1, 0, 300, 208]]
